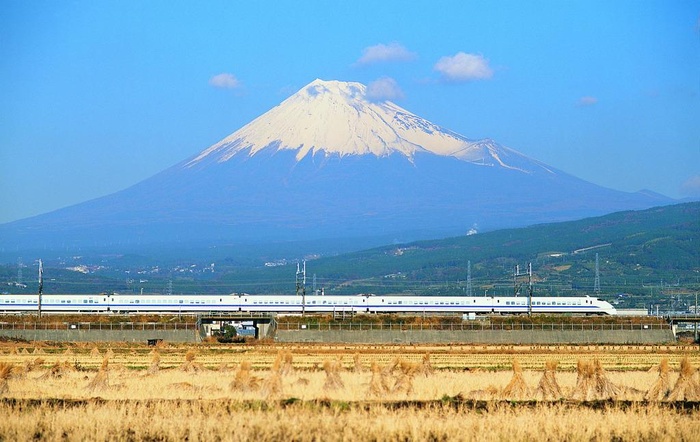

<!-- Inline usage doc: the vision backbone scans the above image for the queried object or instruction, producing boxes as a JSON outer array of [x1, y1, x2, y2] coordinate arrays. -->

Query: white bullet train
[[0, 293, 617, 315]]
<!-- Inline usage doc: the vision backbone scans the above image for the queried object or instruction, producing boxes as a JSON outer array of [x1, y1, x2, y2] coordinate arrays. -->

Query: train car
[[233, 294, 615, 315], [0, 293, 110, 313], [0, 293, 616, 315], [107, 293, 244, 314]]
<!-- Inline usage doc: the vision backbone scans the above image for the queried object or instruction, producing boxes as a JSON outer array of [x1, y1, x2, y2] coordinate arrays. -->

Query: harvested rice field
[[1, 341, 700, 440]]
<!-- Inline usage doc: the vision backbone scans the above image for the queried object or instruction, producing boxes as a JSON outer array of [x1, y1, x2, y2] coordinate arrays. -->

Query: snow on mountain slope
[[186, 79, 547, 174]]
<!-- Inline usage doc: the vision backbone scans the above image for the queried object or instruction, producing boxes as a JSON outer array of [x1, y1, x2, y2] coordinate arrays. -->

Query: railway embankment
[[0, 322, 198, 343], [274, 321, 675, 344], [0, 318, 676, 345]]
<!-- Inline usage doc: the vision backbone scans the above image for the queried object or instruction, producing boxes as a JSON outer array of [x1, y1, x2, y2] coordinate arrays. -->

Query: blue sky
[[1, 0, 698, 224]]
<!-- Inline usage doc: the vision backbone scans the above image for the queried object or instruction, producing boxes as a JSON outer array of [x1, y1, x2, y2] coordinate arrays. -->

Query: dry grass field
[[1, 341, 700, 440]]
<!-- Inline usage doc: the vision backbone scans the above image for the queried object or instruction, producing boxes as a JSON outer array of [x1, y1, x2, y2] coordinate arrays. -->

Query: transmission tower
[[17, 257, 23, 285], [466, 260, 473, 296], [166, 279, 173, 296], [594, 253, 601, 295]]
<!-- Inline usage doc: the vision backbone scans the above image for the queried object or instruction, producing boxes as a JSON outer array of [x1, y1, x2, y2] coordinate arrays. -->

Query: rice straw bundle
[[147, 350, 161, 375], [593, 359, 620, 400], [645, 358, 671, 401], [667, 357, 700, 401], [0, 362, 12, 395], [322, 359, 344, 390], [534, 360, 563, 401], [570, 360, 596, 401], [230, 361, 260, 392], [180, 349, 203, 373], [86, 357, 110, 393], [501, 359, 531, 400]]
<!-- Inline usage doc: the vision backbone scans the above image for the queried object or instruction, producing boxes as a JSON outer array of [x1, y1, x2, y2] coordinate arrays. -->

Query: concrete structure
[[196, 313, 276, 341], [276, 328, 674, 344], [0, 329, 198, 343], [0, 323, 198, 343]]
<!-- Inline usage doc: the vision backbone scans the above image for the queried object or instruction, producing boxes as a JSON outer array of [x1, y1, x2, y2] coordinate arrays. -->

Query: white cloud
[[366, 77, 404, 101], [433, 52, 493, 82], [680, 175, 700, 197], [209, 73, 241, 89], [577, 96, 598, 106], [357, 42, 416, 65]]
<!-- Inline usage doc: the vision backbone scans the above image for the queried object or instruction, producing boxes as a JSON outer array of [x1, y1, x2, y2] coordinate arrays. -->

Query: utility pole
[[594, 253, 601, 295], [38, 259, 43, 318], [296, 260, 306, 315], [514, 263, 534, 316], [466, 260, 473, 297], [695, 291, 698, 343], [528, 262, 533, 317]]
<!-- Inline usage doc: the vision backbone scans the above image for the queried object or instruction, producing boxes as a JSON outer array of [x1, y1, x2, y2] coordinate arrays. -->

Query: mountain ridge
[[0, 78, 674, 252]]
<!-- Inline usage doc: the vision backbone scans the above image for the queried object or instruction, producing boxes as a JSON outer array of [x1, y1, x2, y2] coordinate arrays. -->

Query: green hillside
[[220, 202, 699, 309]]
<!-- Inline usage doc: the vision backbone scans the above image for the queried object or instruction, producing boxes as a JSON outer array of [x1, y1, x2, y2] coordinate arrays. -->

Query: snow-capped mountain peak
[[185, 79, 542, 172]]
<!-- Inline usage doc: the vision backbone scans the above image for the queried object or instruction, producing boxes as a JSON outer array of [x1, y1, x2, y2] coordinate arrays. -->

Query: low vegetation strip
[[0, 398, 699, 441], [2, 397, 700, 412]]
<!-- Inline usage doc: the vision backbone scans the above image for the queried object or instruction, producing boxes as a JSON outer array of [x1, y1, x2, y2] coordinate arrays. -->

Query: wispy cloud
[[577, 96, 598, 106], [209, 73, 241, 89], [680, 175, 700, 197], [356, 42, 416, 65], [434, 52, 493, 82], [366, 77, 404, 101]]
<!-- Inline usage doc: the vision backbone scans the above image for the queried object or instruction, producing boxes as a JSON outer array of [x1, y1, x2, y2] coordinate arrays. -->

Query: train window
[[179, 300, 183, 304], [220, 299, 222, 302]]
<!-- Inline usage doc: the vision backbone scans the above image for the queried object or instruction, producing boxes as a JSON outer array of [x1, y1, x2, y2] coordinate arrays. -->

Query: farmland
[[1, 341, 700, 440]]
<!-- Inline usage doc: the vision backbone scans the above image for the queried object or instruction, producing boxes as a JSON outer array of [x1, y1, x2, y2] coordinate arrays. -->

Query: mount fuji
[[1, 79, 672, 252]]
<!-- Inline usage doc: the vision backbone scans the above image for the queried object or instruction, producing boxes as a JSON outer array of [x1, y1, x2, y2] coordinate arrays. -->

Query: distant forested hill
[[215, 202, 698, 310], [3, 203, 698, 311]]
